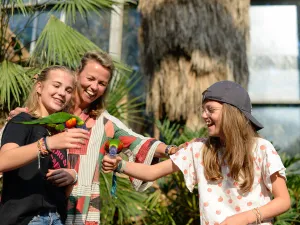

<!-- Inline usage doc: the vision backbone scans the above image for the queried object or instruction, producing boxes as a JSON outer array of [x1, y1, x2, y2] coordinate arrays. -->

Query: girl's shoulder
[[9, 112, 34, 123], [253, 137, 279, 158], [177, 138, 206, 154], [254, 137, 276, 150]]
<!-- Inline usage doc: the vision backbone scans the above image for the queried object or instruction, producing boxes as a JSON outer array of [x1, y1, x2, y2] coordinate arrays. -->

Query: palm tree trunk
[[139, 0, 250, 133]]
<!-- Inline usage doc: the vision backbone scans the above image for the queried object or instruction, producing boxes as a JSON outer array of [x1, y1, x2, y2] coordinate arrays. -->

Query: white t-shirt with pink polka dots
[[170, 137, 286, 225]]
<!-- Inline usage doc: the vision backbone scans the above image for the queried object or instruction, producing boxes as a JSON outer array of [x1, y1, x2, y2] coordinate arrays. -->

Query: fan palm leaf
[[51, 0, 118, 24], [3, 0, 30, 15], [107, 71, 144, 123], [0, 60, 31, 110], [30, 15, 130, 72]]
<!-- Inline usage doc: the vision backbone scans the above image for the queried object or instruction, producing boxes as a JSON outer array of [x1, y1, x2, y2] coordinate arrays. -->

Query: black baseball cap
[[202, 80, 263, 131]]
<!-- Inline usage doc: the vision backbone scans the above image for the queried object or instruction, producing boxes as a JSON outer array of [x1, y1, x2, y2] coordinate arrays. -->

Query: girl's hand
[[47, 128, 89, 150], [7, 107, 28, 121], [46, 169, 76, 187], [102, 154, 122, 173], [220, 211, 254, 225]]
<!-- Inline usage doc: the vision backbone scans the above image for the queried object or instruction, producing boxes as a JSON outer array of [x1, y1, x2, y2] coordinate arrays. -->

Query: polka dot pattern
[[170, 138, 286, 225]]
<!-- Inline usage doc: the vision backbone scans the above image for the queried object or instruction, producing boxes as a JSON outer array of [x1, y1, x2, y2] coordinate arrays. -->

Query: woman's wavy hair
[[76, 50, 115, 118], [25, 65, 75, 117], [202, 103, 259, 193]]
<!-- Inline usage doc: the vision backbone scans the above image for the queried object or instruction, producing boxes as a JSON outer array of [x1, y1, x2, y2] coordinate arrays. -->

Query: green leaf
[[106, 71, 144, 124], [0, 61, 31, 110], [50, 0, 118, 24], [30, 15, 130, 72]]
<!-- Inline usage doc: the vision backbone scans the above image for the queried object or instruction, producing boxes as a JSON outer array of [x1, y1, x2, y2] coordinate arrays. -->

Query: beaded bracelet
[[37, 137, 52, 169], [37, 138, 49, 156], [115, 160, 126, 173], [164, 145, 177, 156]]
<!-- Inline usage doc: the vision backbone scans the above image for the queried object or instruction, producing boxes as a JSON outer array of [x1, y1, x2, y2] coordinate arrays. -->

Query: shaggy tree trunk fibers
[[138, 0, 250, 136]]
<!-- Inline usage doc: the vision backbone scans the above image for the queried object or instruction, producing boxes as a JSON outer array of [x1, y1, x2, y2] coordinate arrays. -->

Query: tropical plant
[[0, 0, 121, 113], [142, 119, 207, 225], [274, 153, 300, 225]]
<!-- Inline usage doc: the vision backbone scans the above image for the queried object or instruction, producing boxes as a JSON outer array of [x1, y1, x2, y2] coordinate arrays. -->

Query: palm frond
[[0, 60, 31, 110], [51, 0, 117, 24], [30, 15, 98, 69], [100, 172, 147, 224], [107, 71, 144, 124], [3, 0, 30, 15], [30, 15, 130, 72]]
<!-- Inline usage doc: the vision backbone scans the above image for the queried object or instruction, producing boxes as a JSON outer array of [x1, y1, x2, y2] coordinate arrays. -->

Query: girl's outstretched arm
[[102, 155, 180, 181], [0, 128, 89, 172]]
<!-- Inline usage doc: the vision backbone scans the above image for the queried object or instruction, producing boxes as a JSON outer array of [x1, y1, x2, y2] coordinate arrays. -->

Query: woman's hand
[[46, 169, 76, 187], [7, 107, 28, 120], [102, 154, 122, 173], [47, 128, 89, 150]]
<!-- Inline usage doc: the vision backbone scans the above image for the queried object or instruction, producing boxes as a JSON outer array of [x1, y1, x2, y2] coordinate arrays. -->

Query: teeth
[[86, 90, 95, 97]]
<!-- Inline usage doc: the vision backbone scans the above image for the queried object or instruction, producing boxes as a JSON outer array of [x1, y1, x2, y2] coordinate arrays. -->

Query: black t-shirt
[[0, 113, 67, 225]]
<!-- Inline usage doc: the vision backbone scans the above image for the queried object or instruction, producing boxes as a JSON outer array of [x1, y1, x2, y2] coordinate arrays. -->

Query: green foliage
[[274, 153, 300, 225], [30, 15, 100, 69], [0, 61, 31, 110], [155, 118, 207, 146], [0, 0, 130, 111], [100, 172, 147, 224], [143, 118, 207, 225], [107, 71, 144, 124], [51, 0, 117, 24]]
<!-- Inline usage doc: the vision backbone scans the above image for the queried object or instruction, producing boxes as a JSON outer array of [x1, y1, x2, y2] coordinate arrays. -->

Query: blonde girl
[[0, 66, 89, 225]]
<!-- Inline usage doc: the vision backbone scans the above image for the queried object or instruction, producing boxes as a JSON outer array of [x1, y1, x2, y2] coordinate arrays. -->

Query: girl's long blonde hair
[[76, 51, 115, 118], [25, 65, 75, 117], [202, 103, 259, 193]]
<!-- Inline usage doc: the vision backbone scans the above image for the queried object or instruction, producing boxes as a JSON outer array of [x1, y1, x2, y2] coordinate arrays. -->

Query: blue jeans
[[28, 211, 63, 225]]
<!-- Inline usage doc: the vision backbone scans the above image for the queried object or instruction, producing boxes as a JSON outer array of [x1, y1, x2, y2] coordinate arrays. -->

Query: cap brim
[[243, 111, 264, 131]]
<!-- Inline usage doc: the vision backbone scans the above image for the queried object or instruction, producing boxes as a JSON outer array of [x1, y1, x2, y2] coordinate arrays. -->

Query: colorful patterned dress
[[170, 138, 286, 225], [66, 110, 161, 224]]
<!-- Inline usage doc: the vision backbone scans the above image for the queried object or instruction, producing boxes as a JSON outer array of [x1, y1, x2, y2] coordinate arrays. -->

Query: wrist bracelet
[[165, 145, 177, 156], [115, 160, 126, 173], [71, 169, 78, 185], [251, 207, 262, 225], [37, 138, 49, 156], [43, 136, 52, 153]]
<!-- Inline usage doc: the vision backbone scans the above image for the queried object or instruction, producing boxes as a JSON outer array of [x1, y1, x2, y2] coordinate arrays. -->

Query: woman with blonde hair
[[6, 50, 177, 224], [0, 65, 89, 225], [103, 80, 291, 225]]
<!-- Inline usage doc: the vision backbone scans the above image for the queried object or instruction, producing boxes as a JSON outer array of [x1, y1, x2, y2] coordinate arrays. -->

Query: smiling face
[[201, 100, 223, 138], [37, 69, 74, 116], [76, 60, 111, 109]]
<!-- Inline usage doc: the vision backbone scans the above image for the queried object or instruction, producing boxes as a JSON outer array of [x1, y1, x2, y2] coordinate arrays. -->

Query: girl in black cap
[[102, 80, 290, 225]]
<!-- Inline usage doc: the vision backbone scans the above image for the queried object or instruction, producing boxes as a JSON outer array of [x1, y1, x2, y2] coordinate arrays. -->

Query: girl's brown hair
[[202, 103, 259, 193], [25, 65, 75, 117], [77, 50, 115, 118]]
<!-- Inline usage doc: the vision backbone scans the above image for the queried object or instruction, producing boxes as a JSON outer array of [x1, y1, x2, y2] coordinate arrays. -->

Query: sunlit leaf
[[30, 15, 130, 72], [0, 60, 31, 110], [51, 0, 118, 24]]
